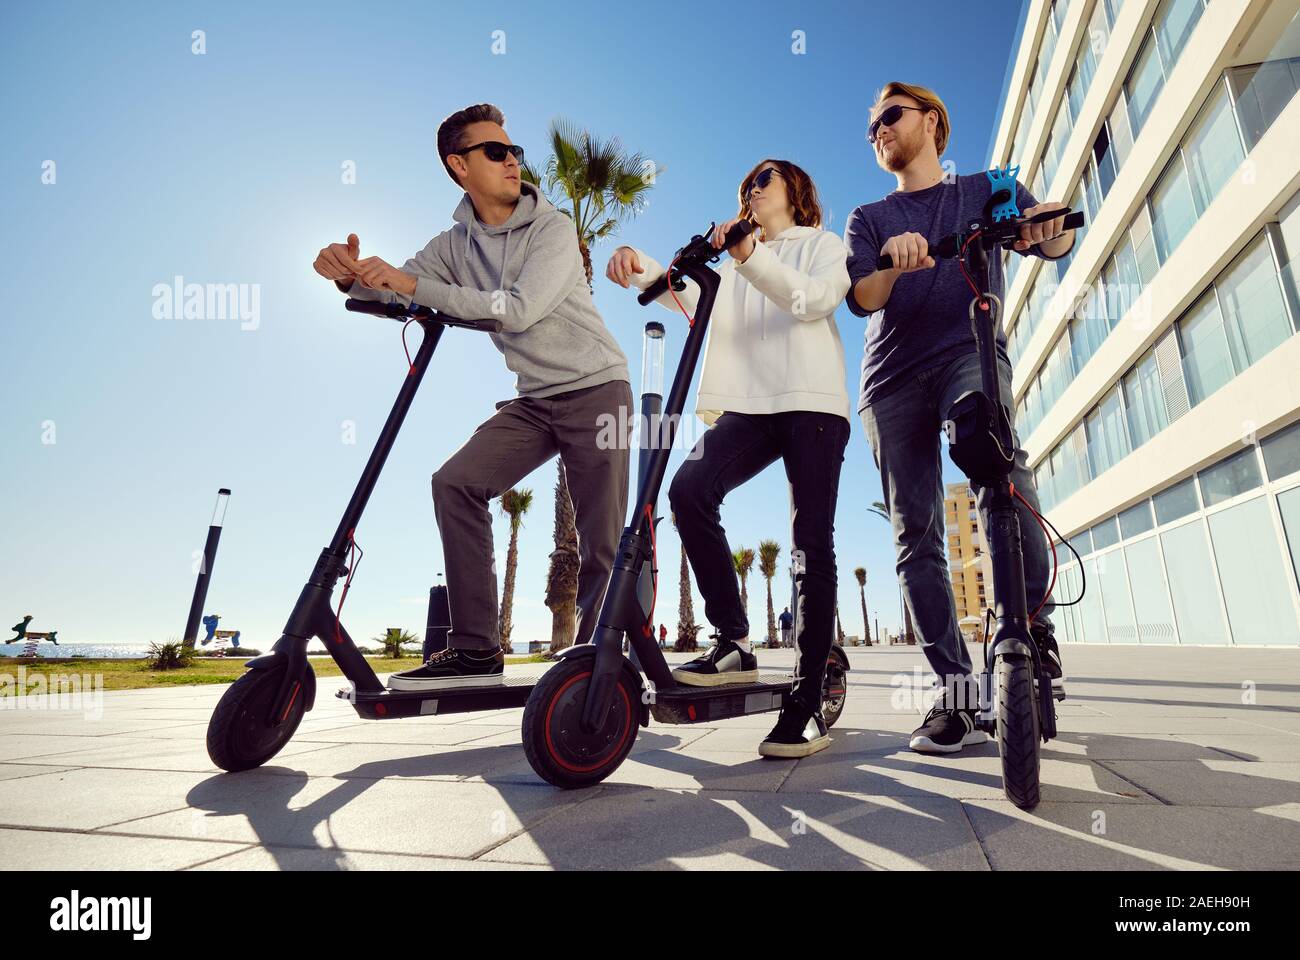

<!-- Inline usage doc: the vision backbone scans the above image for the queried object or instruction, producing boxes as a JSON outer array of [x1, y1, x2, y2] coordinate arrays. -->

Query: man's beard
[[880, 130, 922, 172]]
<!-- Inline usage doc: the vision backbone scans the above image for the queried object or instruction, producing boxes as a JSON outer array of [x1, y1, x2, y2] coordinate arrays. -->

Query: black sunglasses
[[748, 167, 783, 196], [868, 104, 928, 144], [456, 140, 525, 164]]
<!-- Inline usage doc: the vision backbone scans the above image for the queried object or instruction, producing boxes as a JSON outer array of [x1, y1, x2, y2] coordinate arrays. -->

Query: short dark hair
[[437, 103, 506, 184]]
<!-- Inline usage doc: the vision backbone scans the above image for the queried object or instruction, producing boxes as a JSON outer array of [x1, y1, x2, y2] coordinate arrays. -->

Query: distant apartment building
[[944, 482, 995, 641], [991, 0, 1300, 645]]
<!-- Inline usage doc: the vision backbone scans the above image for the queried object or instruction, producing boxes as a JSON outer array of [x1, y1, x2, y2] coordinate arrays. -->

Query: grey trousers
[[431, 378, 632, 651]]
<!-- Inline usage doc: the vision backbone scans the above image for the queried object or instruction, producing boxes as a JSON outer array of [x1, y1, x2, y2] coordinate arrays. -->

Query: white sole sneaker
[[671, 667, 760, 687], [908, 729, 990, 754], [386, 673, 504, 692], [759, 734, 830, 758]]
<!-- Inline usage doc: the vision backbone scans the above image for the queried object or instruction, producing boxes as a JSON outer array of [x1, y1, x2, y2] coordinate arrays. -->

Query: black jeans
[[668, 411, 850, 711]]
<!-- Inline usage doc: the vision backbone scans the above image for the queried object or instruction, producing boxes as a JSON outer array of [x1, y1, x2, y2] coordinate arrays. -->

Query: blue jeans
[[860, 351, 1055, 688]]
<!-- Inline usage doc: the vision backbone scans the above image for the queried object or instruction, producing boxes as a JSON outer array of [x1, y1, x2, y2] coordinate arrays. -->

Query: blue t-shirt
[[843, 173, 1056, 410]]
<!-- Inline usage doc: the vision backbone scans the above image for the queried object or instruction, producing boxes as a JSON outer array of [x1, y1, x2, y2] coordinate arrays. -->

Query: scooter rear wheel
[[522, 657, 639, 789], [207, 666, 310, 772], [995, 655, 1041, 809]]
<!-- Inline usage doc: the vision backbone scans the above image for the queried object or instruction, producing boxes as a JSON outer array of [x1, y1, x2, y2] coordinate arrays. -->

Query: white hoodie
[[627, 226, 852, 426]]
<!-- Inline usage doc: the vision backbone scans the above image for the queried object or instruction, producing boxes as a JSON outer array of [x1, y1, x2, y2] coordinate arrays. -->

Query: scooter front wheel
[[522, 657, 639, 789], [995, 655, 1041, 809], [207, 665, 311, 772]]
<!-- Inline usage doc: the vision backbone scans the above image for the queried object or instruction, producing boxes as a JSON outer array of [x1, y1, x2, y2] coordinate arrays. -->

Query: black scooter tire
[[207, 666, 309, 772], [522, 657, 639, 789], [822, 645, 850, 729], [996, 655, 1041, 809]]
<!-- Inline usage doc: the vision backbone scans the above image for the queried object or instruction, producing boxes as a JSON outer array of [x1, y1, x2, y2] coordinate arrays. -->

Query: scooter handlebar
[[636, 221, 755, 306], [344, 298, 503, 333], [873, 209, 1085, 271]]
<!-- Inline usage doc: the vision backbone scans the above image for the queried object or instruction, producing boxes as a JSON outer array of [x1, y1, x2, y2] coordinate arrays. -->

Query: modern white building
[[990, 0, 1300, 645]]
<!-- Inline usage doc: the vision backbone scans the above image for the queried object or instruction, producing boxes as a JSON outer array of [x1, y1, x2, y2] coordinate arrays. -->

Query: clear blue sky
[[1, 0, 1029, 649]]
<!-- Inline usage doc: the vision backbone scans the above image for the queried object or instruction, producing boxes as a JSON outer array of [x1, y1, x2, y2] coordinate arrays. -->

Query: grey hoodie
[[345, 182, 630, 398]]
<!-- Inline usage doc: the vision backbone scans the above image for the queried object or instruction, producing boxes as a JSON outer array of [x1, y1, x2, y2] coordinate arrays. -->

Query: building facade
[[944, 482, 994, 641], [991, 0, 1300, 645]]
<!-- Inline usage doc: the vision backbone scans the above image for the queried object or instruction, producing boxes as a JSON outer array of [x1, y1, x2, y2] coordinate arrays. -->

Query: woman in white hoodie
[[606, 159, 852, 758]]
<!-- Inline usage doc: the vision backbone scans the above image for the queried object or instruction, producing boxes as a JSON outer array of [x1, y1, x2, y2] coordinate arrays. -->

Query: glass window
[[1126, 538, 1178, 643], [1208, 497, 1300, 645], [1077, 556, 1109, 642], [1218, 235, 1292, 371], [1082, 163, 1102, 222], [1119, 500, 1155, 538], [1199, 447, 1263, 507], [1126, 36, 1165, 135], [1067, 66, 1087, 123], [1086, 387, 1131, 476], [1091, 515, 1120, 550], [1087, 0, 1111, 68], [1178, 289, 1234, 404], [1153, 476, 1199, 523], [1069, 530, 1093, 556], [1123, 347, 1167, 447], [1155, 0, 1205, 69], [1041, 139, 1058, 192], [1129, 206, 1160, 284], [1109, 93, 1135, 168], [1093, 124, 1117, 196], [1231, 57, 1300, 150], [1097, 548, 1137, 642], [1262, 420, 1300, 480], [1184, 82, 1244, 215], [1150, 154, 1198, 263], [1277, 486, 1300, 592], [1161, 519, 1230, 644]]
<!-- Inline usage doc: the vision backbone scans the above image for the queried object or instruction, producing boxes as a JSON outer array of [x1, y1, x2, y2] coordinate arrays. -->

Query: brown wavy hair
[[736, 159, 823, 241]]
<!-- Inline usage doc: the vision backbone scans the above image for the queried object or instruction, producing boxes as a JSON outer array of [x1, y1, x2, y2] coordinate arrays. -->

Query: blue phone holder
[[986, 164, 1021, 222]]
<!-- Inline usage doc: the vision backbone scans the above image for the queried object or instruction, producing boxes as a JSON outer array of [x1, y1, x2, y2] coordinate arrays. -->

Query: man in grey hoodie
[[313, 103, 632, 689]]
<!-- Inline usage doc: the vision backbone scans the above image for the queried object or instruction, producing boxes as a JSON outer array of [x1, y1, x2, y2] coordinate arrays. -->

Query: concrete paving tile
[[0, 826, 249, 870], [780, 748, 1158, 803], [963, 800, 1300, 870], [191, 845, 551, 870], [1098, 760, 1300, 807], [481, 788, 989, 870], [0, 767, 238, 831], [111, 774, 593, 859]]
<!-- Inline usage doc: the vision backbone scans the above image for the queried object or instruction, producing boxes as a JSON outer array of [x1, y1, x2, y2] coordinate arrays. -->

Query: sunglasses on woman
[[867, 104, 927, 144], [456, 140, 525, 164], [748, 167, 783, 196]]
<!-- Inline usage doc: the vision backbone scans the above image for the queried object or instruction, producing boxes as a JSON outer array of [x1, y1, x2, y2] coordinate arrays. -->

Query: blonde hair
[[874, 81, 950, 156]]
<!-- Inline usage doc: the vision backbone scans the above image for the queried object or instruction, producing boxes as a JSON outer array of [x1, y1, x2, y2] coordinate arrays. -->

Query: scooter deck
[[338, 675, 536, 719], [649, 672, 794, 725]]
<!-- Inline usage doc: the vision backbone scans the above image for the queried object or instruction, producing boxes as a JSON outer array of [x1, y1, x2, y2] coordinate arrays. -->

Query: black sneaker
[[672, 635, 759, 687], [1031, 623, 1066, 695], [387, 647, 504, 691], [759, 701, 830, 759], [909, 690, 989, 754]]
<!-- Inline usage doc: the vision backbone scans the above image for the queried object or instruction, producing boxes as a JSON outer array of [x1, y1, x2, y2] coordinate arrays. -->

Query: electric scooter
[[207, 226, 849, 776], [519, 220, 850, 788], [875, 171, 1086, 809]]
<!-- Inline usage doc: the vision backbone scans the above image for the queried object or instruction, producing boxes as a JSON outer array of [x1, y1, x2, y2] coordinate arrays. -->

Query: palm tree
[[543, 468, 580, 654], [867, 499, 905, 643], [521, 121, 660, 653], [372, 627, 418, 659], [497, 487, 533, 653], [854, 566, 872, 646], [758, 540, 781, 648], [732, 547, 755, 620], [868, 500, 889, 521], [836, 604, 846, 645], [673, 514, 701, 651]]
